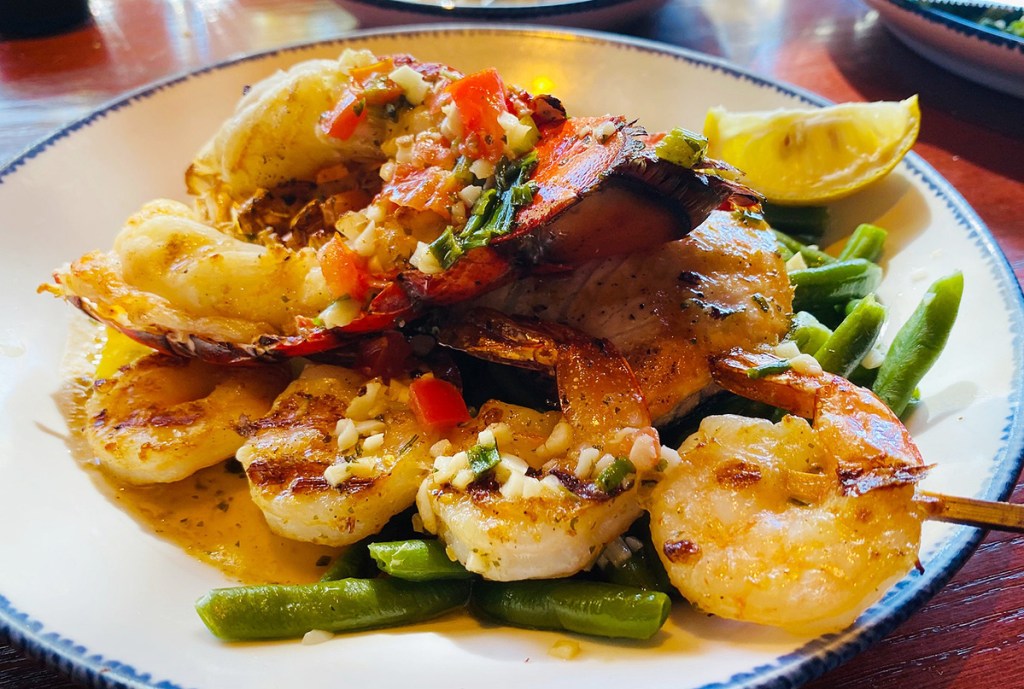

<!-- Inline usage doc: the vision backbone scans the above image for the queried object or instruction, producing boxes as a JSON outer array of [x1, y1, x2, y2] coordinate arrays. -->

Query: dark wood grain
[[1, 0, 1022, 687]]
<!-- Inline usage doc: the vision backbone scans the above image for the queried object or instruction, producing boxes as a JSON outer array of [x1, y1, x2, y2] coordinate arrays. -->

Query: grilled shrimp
[[474, 210, 793, 425], [85, 352, 289, 484], [417, 310, 669, 581], [186, 49, 389, 223], [648, 349, 929, 632], [236, 363, 436, 546], [50, 200, 336, 360]]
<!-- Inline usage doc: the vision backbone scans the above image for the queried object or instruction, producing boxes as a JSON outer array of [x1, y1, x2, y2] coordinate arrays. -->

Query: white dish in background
[[1, 24, 1023, 689], [866, 0, 1024, 98], [334, 0, 667, 30]]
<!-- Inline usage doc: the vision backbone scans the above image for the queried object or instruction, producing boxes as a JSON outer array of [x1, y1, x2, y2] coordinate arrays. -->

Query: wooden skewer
[[916, 491, 1024, 534]]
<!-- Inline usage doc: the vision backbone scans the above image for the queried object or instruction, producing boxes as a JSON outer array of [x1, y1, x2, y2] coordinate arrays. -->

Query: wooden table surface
[[1, 0, 1022, 687]]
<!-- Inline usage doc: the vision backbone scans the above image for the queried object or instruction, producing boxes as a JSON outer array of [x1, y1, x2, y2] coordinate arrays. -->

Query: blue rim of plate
[[335, 0, 662, 21], [2, 23, 1023, 689], [880, 0, 1024, 52]]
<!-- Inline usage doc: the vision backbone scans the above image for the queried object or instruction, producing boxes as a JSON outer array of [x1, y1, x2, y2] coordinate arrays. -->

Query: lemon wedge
[[704, 96, 920, 205], [95, 327, 152, 379]]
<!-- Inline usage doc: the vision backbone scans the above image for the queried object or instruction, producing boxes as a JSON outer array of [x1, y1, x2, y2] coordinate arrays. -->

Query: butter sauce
[[58, 317, 338, 585]]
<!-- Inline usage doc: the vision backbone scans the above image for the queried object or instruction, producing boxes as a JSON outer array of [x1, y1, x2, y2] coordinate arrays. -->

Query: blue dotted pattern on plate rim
[[882, 0, 1024, 53], [2, 24, 1023, 689]]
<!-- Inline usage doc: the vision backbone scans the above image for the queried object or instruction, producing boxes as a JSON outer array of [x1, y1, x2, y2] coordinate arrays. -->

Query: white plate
[[333, 0, 667, 31], [2, 25, 1022, 689], [866, 0, 1024, 98]]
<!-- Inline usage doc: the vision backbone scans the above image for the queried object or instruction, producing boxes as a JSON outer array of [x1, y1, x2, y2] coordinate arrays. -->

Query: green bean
[[319, 540, 372, 581], [788, 311, 833, 354], [471, 580, 671, 640], [873, 272, 964, 416], [814, 294, 887, 377], [837, 223, 888, 263], [600, 518, 673, 594], [762, 202, 830, 243], [789, 259, 883, 319], [196, 578, 471, 641], [773, 229, 835, 267], [368, 539, 475, 581]]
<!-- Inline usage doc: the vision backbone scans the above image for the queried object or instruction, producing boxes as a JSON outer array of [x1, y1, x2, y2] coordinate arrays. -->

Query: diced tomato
[[409, 377, 470, 430], [380, 165, 459, 220], [318, 235, 372, 301], [446, 68, 508, 163], [322, 89, 368, 140]]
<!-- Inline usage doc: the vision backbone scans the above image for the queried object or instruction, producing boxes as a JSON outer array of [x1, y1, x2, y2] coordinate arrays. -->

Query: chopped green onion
[[655, 127, 708, 169], [468, 443, 500, 476], [746, 360, 792, 379], [594, 457, 635, 493], [428, 227, 465, 269]]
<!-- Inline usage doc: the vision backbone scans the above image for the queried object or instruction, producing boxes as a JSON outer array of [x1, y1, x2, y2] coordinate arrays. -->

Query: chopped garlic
[[500, 470, 525, 499], [593, 120, 617, 143], [409, 241, 444, 275], [346, 381, 385, 420], [574, 447, 600, 479], [498, 111, 535, 153], [477, 428, 497, 448], [335, 418, 359, 451], [785, 252, 808, 272], [540, 474, 564, 496], [594, 454, 616, 475], [319, 298, 361, 329], [351, 220, 378, 257], [440, 102, 461, 141], [774, 340, 801, 360], [354, 419, 386, 435], [323, 462, 351, 486], [548, 639, 581, 660], [388, 64, 429, 105], [861, 344, 887, 369], [451, 468, 477, 491], [362, 433, 385, 452], [628, 433, 659, 472], [602, 537, 632, 567], [302, 629, 334, 645], [522, 475, 544, 499], [336, 211, 368, 241], [499, 453, 529, 475], [488, 422, 513, 446], [469, 158, 495, 180], [364, 203, 386, 224], [659, 444, 682, 469], [789, 352, 823, 375], [459, 184, 483, 206]]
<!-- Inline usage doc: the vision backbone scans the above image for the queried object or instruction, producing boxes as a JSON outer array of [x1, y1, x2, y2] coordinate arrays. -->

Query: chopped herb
[[746, 360, 792, 379], [397, 434, 419, 456], [428, 228, 465, 269], [426, 150, 539, 269], [752, 293, 770, 312], [733, 208, 766, 227], [594, 457, 636, 493], [468, 443, 501, 476], [654, 127, 708, 169]]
